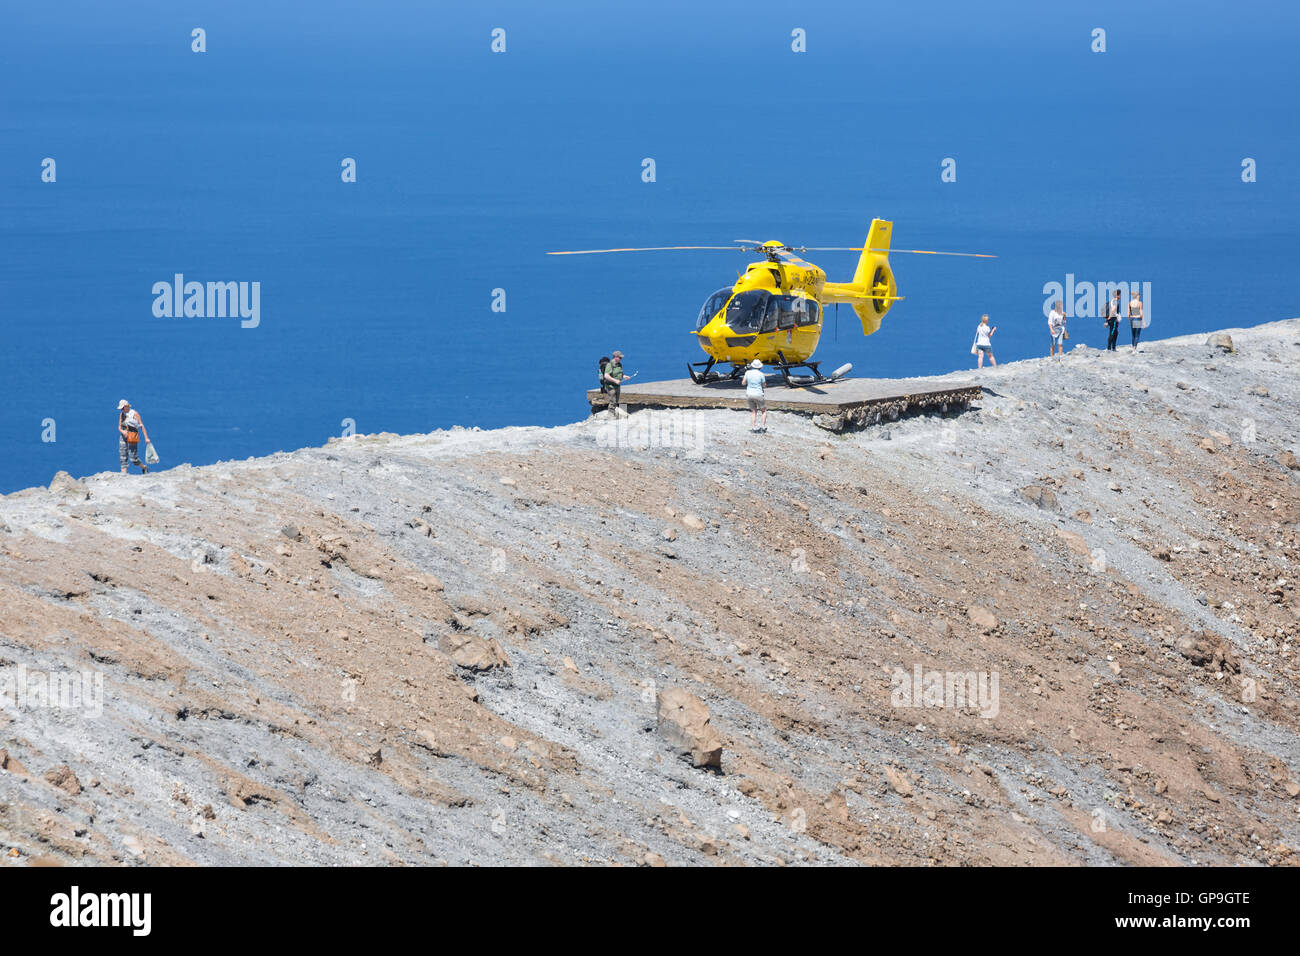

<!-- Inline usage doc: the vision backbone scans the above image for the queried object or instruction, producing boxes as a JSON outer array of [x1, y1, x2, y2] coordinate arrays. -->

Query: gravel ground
[[2, 319, 1298, 866]]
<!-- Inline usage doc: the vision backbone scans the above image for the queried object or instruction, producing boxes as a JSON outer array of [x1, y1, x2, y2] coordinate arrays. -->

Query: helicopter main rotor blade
[[795, 247, 997, 258], [546, 246, 745, 255]]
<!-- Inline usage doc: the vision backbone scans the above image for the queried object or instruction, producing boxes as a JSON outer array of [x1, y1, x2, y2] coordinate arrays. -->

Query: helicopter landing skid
[[774, 351, 826, 388], [687, 358, 746, 385]]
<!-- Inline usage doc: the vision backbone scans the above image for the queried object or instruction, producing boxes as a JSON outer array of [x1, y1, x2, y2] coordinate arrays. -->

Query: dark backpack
[[598, 357, 610, 390]]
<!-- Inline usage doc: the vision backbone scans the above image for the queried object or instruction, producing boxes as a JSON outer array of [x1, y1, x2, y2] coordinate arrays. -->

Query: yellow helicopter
[[550, 219, 995, 386]]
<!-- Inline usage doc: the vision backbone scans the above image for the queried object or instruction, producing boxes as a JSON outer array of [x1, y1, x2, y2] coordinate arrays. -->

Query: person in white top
[[1128, 291, 1145, 353], [1048, 300, 1067, 360], [742, 359, 767, 433], [973, 314, 997, 369]]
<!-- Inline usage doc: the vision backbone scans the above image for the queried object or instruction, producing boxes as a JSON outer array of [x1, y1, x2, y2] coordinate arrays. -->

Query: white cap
[[750, 359, 762, 369], [117, 399, 129, 409]]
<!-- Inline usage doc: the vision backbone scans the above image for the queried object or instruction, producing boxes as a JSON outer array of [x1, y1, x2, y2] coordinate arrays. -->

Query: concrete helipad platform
[[587, 374, 981, 431]]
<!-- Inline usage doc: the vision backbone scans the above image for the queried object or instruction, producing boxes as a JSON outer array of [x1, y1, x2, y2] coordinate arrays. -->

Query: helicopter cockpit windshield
[[696, 289, 732, 331], [723, 290, 770, 334]]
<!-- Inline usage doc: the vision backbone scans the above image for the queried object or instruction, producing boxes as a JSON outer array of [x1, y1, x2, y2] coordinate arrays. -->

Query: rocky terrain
[[2, 320, 1299, 867]]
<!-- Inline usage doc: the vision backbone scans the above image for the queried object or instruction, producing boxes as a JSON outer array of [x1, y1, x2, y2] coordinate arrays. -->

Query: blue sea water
[[2, 0, 1297, 493]]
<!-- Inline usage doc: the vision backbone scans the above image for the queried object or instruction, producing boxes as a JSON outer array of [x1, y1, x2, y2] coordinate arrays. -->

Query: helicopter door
[[795, 298, 819, 326], [772, 295, 798, 330]]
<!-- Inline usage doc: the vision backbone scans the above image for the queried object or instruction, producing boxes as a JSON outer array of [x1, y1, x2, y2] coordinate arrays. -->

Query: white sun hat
[[750, 359, 762, 369], [117, 399, 130, 409]]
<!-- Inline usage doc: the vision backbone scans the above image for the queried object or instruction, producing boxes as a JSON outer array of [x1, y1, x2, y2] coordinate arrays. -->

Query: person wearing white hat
[[117, 399, 150, 474], [742, 359, 767, 433]]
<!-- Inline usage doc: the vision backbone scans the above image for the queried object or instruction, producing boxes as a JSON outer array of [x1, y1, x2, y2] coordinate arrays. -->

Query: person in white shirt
[[973, 314, 997, 369], [1048, 301, 1067, 360], [742, 359, 767, 432]]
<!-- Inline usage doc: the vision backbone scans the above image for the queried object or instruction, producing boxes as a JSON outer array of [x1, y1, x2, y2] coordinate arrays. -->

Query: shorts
[[746, 396, 765, 411], [976, 344, 991, 353], [1051, 332, 1065, 348]]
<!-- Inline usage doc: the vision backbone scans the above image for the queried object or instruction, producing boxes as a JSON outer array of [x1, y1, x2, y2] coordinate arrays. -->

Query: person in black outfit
[[1104, 289, 1122, 351]]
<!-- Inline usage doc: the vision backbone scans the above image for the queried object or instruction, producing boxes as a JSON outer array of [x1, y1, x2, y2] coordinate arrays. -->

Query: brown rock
[[44, 764, 82, 796], [967, 605, 998, 631], [1279, 450, 1299, 471], [681, 513, 707, 531], [1021, 485, 1059, 511], [439, 632, 510, 671], [644, 852, 667, 867], [0, 750, 30, 778], [1176, 635, 1212, 666], [884, 766, 914, 798], [1206, 332, 1235, 352], [1175, 633, 1240, 674], [49, 471, 89, 498], [656, 687, 723, 769], [1056, 528, 1091, 557]]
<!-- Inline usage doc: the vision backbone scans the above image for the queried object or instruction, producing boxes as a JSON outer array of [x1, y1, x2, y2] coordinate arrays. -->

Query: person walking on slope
[[973, 314, 997, 368], [1128, 290, 1145, 353], [117, 399, 150, 474], [1048, 300, 1067, 360], [1103, 289, 1122, 351], [742, 358, 767, 432]]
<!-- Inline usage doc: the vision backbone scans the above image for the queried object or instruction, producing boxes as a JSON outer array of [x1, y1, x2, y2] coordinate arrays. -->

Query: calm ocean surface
[[2, 0, 1297, 492]]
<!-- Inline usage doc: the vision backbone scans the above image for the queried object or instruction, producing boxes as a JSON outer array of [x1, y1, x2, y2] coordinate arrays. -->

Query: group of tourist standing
[[971, 289, 1147, 369]]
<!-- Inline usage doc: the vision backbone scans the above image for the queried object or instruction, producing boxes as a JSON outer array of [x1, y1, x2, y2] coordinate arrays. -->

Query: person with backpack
[[600, 350, 630, 415], [117, 399, 150, 474], [1103, 289, 1122, 351], [742, 359, 767, 432]]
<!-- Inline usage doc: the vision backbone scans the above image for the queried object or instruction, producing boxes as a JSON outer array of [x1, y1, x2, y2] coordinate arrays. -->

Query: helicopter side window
[[796, 299, 820, 327], [771, 295, 797, 330], [761, 297, 779, 333], [724, 290, 769, 333], [696, 288, 732, 331]]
